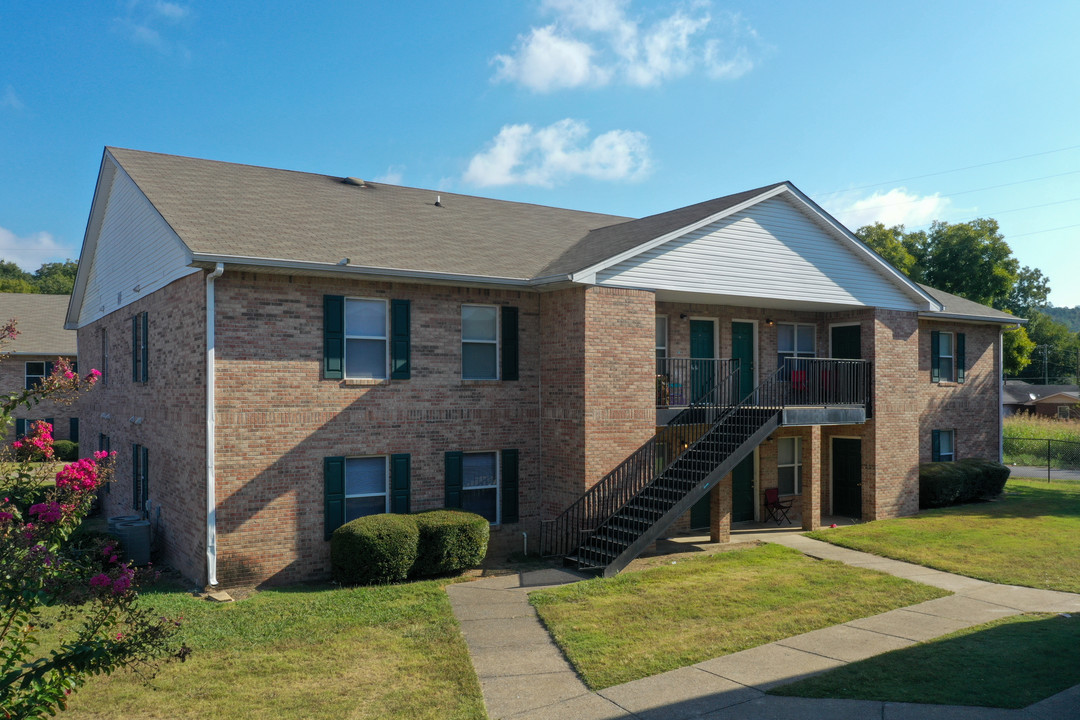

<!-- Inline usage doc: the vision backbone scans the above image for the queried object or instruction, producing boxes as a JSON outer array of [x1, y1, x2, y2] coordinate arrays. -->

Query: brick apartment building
[[66, 148, 1020, 586], [2, 292, 80, 444]]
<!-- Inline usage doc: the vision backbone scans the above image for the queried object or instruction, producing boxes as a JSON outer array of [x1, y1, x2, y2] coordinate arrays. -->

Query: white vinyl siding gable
[[76, 163, 198, 328], [595, 196, 920, 310]]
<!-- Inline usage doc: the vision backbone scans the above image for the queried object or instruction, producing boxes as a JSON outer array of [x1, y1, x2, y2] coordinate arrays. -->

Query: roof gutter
[[189, 254, 535, 287], [205, 262, 224, 587], [917, 311, 1027, 325]]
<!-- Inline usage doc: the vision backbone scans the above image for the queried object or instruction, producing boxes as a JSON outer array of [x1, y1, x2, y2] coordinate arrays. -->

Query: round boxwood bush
[[412, 510, 489, 577], [920, 457, 1010, 508], [331, 513, 419, 586], [52, 440, 79, 462]]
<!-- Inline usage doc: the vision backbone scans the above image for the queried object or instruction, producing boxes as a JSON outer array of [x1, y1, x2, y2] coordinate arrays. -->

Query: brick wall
[[212, 273, 542, 585], [916, 321, 1001, 462], [77, 272, 208, 583], [1, 354, 81, 443]]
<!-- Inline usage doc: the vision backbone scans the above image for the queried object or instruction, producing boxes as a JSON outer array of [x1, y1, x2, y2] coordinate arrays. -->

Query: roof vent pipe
[[342, 177, 366, 187]]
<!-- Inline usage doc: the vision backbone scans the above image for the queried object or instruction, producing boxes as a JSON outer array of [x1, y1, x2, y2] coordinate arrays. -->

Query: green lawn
[[66, 580, 485, 720], [529, 543, 948, 690], [772, 613, 1080, 708], [807, 479, 1080, 593]]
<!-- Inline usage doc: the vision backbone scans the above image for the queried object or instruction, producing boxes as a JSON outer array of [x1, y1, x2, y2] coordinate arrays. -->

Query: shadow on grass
[[770, 614, 1080, 709], [919, 482, 1080, 521]]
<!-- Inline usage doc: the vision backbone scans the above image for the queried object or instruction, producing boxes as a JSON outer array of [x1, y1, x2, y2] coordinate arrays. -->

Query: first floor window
[[777, 437, 802, 495], [933, 430, 955, 462], [462, 452, 499, 522], [345, 456, 389, 521], [462, 305, 498, 379], [25, 361, 47, 390], [1057, 406, 1071, 419], [345, 298, 388, 378]]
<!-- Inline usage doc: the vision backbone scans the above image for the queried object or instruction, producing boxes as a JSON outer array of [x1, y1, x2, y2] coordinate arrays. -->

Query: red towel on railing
[[792, 369, 808, 391]]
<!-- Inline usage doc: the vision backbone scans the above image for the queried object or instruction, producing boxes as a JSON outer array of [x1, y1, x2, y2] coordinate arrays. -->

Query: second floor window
[[25, 361, 47, 390], [934, 332, 954, 382], [345, 298, 388, 379], [778, 323, 815, 368], [655, 316, 668, 362], [462, 305, 498, 380]]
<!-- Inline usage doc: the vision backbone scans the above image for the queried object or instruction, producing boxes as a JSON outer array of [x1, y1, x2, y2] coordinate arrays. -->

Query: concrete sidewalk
[[446, 535, 1080, 720]]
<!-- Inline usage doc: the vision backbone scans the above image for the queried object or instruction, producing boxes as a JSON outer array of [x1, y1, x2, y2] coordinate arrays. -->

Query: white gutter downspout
[[999, 326, 1006, 463], [205, 263, 224, 587]]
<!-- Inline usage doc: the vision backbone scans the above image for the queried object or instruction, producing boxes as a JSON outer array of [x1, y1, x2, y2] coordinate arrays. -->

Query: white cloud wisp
[[0, 225, 77, 272], [832, 188, 953, 230], [493, 0, 764, 92]]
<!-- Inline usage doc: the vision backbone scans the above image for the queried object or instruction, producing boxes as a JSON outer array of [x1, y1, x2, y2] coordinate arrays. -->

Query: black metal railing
[[656, 358, 740, 408], [777, 357, 872, 406], [540, 358, 872, 569], [540, 361, 741, 558]]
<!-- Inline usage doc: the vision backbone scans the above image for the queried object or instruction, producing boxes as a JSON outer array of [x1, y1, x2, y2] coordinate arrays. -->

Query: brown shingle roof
[[108, 147, 631, 280], [0, 293, 76, 355], [918, 284, 1022, 324]]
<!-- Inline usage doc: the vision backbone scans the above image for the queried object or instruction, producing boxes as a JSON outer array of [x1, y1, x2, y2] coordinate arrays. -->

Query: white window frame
[[938, 429, 955, 462], [655, 315, 668, 361], [461, 304, 499, 380], [777, 436, 802, 496], [24, 361, 46, 390], [936, 331, 955, 383], [344, 297, 389, 380], [463, 450, 500, 524], [344, 455, 390, 522], [777, 323, 816, 368]]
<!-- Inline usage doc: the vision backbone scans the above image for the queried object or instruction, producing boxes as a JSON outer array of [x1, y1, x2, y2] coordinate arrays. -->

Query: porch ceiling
[[653, 289, 873, 312]]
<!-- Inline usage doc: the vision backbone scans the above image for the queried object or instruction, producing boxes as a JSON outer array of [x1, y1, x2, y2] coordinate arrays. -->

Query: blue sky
[[3, 1, 1079, 305]]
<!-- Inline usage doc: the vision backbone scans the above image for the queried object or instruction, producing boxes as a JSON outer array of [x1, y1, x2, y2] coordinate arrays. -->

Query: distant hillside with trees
[[1044, 305, 1080, 333]]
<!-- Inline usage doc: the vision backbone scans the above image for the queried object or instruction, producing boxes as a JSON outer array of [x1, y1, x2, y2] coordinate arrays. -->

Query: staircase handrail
[[539, 359, 740, 557]]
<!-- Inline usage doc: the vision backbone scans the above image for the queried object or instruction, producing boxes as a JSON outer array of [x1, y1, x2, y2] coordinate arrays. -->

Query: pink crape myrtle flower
[[54, 457, 101, 493], [28, 502, 63, 524]]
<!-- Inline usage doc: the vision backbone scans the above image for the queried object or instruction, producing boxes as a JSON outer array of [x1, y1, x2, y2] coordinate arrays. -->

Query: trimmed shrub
[[52, 440, 79, 462], [920, 458, 1010, 508], [412, 510, 489, 577], [331, 513, 419, 586]]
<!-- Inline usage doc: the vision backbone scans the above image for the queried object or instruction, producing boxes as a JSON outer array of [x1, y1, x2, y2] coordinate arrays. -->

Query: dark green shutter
[[132, 316, 139, 382], [324, 456, 346, 539], [69, 418, 79, 443], [323, 296, 345, 379], [444, 451, 463, 509], [501, 449, 519, 524], [931, 430, 941, 462], [390, 299, 411, 380], [956, 333, 966, 384], [45, 418, 54, 432], [15, 419, 26, 438], [141, 312, 149, 382], [390, 453, 411, 514], [930, 330, 940, 383], [132, 444, 140, 510], [501, 306, 518, 381], [141, 446, 149, 507]]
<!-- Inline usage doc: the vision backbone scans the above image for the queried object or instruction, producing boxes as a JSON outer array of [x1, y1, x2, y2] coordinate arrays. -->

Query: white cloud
[[832, 188, 953, 229], [492, 0, 765, 91], [0, 226, 77, 272], [1, 86, 24, 111], [463, 119, 651, 187], [374, 166, 405, 185], [114, 0, 192, 56]]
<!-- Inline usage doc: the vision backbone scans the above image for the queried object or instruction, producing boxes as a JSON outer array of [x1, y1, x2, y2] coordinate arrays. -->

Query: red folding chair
[[764, 488, 793, 526]]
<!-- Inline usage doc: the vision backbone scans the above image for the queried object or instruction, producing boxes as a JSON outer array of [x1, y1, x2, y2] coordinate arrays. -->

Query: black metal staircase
[[540, 358, 871, 577]]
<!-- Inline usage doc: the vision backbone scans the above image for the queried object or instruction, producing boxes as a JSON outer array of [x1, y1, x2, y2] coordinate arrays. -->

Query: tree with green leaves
[[0, 259, 78, 295]]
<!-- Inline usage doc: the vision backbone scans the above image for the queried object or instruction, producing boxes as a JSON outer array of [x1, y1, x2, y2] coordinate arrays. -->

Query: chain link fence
[[1003, 437, 1080, 480]]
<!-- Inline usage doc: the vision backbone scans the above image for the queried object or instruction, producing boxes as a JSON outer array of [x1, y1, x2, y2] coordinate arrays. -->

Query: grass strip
[[771, 613, 1080, 709], [66, 579, 485, 720], [807, 480, 1080, 593], [530, 543, 947, 689]]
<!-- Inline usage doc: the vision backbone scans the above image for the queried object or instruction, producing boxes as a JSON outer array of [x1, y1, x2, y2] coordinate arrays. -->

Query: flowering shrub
[[0, 320, 185, 718]]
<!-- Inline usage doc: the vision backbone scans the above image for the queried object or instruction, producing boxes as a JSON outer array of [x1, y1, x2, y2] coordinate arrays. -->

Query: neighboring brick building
[[1, 292, 80, 444], [66, 148, 1020, 586]]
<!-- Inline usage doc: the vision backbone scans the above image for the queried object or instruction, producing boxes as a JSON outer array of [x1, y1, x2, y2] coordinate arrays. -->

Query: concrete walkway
[[446, 534, 1080, 720]]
